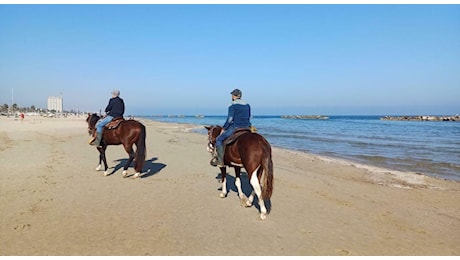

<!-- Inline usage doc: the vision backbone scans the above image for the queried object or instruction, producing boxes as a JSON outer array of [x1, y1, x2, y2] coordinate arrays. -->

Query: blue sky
[[1, 4, 459, 115]]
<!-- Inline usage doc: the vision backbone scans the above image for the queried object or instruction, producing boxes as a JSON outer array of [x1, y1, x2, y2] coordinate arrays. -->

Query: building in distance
[[47, 96, 63, 112]]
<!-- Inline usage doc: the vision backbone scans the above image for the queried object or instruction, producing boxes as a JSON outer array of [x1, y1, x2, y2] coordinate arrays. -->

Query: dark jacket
[[105, 96, 125, 118], [223, 99, 251, 130]]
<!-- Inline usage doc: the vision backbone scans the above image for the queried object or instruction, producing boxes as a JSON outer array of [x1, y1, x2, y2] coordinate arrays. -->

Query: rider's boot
[[88, 134, 96, 145], [210, 146, 224, 167], [91, 132, 103, 148]]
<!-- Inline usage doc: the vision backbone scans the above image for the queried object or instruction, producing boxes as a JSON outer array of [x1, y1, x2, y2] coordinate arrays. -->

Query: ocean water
[[140, 115, 460, 181]]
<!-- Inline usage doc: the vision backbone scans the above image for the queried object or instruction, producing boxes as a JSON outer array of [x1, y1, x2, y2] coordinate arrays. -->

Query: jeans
[[216, 127, 236, 149], [96, 115, 113, 133]]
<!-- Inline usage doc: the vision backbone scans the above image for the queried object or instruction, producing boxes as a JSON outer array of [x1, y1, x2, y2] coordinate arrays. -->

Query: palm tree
[[1, 104, 8, 112], [12, 103, 18, 113]]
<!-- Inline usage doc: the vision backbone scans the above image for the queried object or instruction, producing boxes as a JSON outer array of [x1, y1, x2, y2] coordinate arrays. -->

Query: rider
[[210, 88, 252, 167], [90, 89, 125, 147]]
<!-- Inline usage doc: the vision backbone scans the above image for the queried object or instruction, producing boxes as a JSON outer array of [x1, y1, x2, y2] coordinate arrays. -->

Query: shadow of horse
[[215, 171, 272, 214], [109, 157, 166, 178]]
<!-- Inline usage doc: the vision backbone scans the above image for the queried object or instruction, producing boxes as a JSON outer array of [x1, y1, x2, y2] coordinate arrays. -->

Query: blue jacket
[[105, 96, 125, 118], [222, 99, 251, 130]]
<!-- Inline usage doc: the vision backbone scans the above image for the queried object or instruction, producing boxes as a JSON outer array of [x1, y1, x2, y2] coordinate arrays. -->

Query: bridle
[[88, 125, 95, 136], [87, 114, 99, 136], [206, 126, 221, 153]]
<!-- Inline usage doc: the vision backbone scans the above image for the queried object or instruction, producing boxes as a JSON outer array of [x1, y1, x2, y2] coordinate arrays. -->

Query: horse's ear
[[204, 126, 211, 130]]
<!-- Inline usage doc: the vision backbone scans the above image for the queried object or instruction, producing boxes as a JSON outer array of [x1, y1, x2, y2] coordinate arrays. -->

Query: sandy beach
[[0, 115, 459, 256]]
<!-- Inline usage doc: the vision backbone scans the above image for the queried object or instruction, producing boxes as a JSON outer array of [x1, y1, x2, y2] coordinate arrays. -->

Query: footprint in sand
[[13, 224, 31, 230]]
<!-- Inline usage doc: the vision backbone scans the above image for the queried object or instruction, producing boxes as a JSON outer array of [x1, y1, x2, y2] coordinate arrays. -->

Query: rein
[[207, 126, 222, 150], [87, 114, 101, 135]]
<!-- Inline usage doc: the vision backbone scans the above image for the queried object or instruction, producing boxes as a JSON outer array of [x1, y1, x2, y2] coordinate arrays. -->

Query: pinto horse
[[205, 125, 274, 220], [86, 113, 146, 178]]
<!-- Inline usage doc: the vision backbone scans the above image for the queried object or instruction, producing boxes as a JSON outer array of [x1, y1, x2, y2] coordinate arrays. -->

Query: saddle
[[105, 117, 125, 130], [224, 128, 252, 146]]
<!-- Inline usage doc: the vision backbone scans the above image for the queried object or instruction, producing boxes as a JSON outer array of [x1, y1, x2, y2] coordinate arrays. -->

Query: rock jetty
[[281, 115, 329, 120], [380, 115, 459, 121]]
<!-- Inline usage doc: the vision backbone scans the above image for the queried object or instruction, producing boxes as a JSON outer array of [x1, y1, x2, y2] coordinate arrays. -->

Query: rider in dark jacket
[[105, 95, 125, 118], [211, 89, 251, 167], [90, 89, 125, 147]]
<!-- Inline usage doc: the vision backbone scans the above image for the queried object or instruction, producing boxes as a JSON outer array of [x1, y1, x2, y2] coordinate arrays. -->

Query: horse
[[86, 113, 146, 178], [205, 125, 274, 220]]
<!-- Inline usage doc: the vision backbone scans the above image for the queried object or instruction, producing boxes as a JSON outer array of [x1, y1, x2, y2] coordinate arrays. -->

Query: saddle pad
[[106, 117, 125, 130]]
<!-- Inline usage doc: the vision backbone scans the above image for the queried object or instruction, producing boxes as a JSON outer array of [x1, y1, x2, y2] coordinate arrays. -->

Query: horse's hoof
[[133, 172, 141, 179], [95, 165, 103, 171], [103, 171, 109, 176], [240, 197, 251, 207], [219, 193, 226, 198], [260, 213, 267, 220], [243, 200, 252, 208], [122, 171, 128, 178]]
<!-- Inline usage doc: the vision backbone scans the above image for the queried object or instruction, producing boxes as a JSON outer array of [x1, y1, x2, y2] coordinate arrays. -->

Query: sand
[[0, 115, 459, 256]]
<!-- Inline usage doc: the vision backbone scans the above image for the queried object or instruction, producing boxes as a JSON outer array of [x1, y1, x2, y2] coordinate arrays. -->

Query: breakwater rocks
[[380, 115, 460, 122], [281, 115, 329, 120]]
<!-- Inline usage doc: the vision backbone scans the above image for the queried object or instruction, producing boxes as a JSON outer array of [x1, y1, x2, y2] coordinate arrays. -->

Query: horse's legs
[[234, 167, 250, 206], [249, 167, 268, 220], [99, 148, 110, 176], [247, 191, 256, 205], [122, 144, 136, 178], [219, 166, 227, 198], [96, 152, 103, 171]]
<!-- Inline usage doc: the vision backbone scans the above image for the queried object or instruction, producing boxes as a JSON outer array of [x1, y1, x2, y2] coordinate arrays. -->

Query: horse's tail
[[134, 123, 146, 173], [261, 140, 274, 200]]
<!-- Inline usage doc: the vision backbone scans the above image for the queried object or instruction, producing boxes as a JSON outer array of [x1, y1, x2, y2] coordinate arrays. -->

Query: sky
[[0, 4, 459, 116]]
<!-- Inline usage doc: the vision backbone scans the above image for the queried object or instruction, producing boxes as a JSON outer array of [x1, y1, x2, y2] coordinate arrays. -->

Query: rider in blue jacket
[[211, 89, 252, 167]]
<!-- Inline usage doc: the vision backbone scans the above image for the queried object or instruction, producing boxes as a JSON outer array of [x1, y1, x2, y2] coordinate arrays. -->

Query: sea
[[140, 115, 460, 182]]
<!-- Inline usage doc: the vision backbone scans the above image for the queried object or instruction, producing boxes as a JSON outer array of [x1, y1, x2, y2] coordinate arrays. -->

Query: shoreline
[[144, 117, 460, 185], [4, 115, 451, 186], [1, 115, 459, 255]]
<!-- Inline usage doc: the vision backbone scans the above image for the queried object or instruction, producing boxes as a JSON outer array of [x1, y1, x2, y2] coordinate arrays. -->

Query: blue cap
[[230, 89, 242, 97]]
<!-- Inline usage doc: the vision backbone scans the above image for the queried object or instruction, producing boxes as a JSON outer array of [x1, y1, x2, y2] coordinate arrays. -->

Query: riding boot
[[210, 146, 224, 167], [91, 132, 103, 148], [88, 134, 96, 145]]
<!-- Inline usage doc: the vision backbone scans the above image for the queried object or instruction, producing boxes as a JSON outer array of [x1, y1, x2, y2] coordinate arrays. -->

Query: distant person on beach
[[210, 88, 252, 167], [20, 113, 24, 122], [89, 89, 125, 147]]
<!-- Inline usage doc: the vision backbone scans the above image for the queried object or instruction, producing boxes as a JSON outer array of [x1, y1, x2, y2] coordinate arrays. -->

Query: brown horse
[[86, 113, 146, 178], [205, 125, 274, 220]]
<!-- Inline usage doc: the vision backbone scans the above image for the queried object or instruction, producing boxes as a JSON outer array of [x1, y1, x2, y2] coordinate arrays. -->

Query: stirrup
[[210, 157, 224, 167], [210, 157, 219, 167]]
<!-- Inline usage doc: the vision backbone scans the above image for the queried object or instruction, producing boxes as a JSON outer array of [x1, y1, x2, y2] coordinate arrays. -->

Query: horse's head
[[205, 125, 223, 153], [86, 113, 100, 135]]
